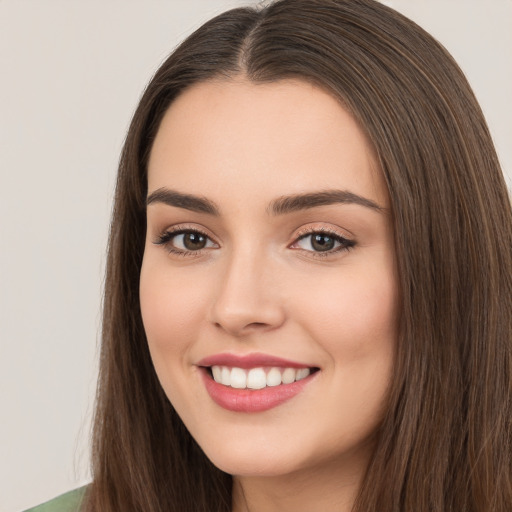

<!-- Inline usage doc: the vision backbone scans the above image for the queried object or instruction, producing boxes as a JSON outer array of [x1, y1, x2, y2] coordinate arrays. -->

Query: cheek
[[139, 262, 209, 363], [300, 262, 397, 427], [139, 262, 215, 413], [292, 261, 398, 359]]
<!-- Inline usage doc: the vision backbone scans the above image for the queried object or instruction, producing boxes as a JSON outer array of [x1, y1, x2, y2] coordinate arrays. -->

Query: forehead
[[147, 78, 388, 209]]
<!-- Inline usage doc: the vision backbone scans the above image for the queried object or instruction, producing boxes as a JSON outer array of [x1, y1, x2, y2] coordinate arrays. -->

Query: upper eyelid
[[151, 225, 220, 253], [293, 224, 354, 241], [157, 225, 351, 239], [153, 228, 218, 257], [156, 224, 217, 240], [153, 223, 355, 249], [291, 230, 354, 247]]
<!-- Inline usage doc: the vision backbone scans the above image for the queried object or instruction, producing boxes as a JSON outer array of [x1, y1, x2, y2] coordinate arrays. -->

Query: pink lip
[[197, 352, 312, 369], [200, 370, 315, 412], [197, 353, 318, 413]]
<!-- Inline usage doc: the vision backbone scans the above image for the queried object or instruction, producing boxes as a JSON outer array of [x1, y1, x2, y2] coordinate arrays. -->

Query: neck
[[231, 450, 370, 512]]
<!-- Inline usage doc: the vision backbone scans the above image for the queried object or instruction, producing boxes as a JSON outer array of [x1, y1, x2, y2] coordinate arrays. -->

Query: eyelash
[[154, 226, 215, 258], [153, 226, 356, 259], [292, 227, 356, 258]]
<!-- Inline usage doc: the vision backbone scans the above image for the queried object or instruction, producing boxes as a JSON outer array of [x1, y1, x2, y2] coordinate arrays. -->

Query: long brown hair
[[83, 1, 512, 510]]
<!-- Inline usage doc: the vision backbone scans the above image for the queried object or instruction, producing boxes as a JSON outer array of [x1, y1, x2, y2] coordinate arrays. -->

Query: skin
[[140, 78, 398, 512]]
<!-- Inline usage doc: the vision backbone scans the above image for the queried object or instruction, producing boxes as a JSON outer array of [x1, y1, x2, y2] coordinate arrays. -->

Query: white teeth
[[296, 368, 311, 381], [212, 365, 222, 383], [281, 367, 296, 384], [266, 367, 282, 387], [210, 365, 313, 388], [247, 368, 267, 389], [221, 366, 231, 386], [230, 367, 247, 389]]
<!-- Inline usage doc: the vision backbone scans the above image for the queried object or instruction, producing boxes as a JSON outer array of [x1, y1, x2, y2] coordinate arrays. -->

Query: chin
[[194, 430, 304, 477], [206, 451, 301, 478]]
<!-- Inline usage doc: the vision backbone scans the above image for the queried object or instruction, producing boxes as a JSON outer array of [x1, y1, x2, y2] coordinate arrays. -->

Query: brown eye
[[294, 231, 355, 254], [311, 234, 335, 252], [182, 232, 207, 250], [155, 229, 217, 254]]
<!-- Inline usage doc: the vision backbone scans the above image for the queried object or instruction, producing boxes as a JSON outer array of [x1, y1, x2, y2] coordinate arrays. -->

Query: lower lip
[[200, 368, 316, 413]]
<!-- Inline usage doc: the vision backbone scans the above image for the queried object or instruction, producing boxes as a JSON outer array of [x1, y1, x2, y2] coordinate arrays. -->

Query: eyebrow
[[268, 190, 384, 215], [147, 188, 220, 215], [146, 187, 384, 215]]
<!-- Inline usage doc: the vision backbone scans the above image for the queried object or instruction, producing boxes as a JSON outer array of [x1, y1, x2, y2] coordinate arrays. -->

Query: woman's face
[[140, 78, 398, 479]]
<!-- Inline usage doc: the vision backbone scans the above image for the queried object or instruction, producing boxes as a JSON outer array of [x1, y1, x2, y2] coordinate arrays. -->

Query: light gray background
[[1, 1, 510, 511]]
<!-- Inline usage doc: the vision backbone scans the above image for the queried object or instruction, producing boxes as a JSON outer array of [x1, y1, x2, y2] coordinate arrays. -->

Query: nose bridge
[[210, 240, 285, 336]]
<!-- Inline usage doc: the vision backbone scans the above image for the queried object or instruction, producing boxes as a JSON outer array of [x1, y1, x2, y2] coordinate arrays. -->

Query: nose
[[209, 248, 286, 337]]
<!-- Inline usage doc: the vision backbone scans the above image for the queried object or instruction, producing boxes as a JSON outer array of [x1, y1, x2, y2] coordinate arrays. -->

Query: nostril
[[213, 320, 273, 333], [209, 288, 286, 335]]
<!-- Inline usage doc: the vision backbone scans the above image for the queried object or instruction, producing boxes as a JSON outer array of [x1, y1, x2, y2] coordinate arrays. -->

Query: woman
[[27, 0, 512, 510]]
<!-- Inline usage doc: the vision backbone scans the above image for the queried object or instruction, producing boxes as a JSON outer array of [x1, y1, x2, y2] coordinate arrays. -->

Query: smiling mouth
[[205, 365, 319, 390]]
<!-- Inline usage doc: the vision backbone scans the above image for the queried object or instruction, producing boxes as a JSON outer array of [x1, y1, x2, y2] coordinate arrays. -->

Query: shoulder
[[23, 486, 88, 512]]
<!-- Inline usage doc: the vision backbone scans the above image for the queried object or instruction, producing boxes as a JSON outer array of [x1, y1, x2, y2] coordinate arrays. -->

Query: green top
[[23, 487, 87, 512]]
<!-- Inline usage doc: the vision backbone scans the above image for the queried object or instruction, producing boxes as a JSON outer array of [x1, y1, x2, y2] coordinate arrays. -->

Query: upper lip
[[197, 352, 316, 369]]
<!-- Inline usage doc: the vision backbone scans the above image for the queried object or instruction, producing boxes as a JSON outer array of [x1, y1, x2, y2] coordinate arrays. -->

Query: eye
[[292, 229, 355, 255], [154, 228, 217, 255]]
